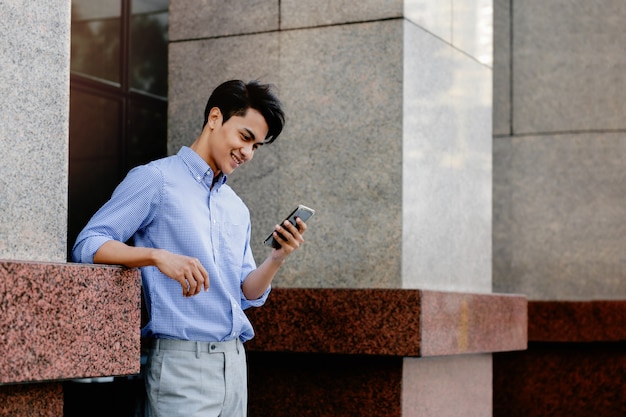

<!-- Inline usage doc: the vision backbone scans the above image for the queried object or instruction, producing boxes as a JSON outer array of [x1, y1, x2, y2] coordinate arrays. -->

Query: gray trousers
[[145, 339, 247, 417]]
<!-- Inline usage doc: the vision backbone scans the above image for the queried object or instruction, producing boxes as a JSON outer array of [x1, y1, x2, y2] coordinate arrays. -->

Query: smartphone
[[263, 204, 315, 249]]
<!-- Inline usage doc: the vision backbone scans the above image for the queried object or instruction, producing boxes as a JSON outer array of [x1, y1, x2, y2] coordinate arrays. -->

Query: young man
[[72, 80, 307, 417]]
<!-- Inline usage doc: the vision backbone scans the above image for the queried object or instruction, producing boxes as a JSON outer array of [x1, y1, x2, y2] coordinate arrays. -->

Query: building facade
[[1, 1, 624, 416]]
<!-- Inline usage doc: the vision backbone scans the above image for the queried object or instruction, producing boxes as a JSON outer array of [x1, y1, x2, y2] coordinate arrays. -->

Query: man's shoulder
[[134, 154, 184, 180], [146, 154, 179, 169], [118, 155, 185, 194], [218, 184, 250, 213]]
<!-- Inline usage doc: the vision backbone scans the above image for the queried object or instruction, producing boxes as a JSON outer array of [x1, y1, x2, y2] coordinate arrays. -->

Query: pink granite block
[[246, 288, 422, 356], [420, 290, 528, 356], [494, 341, 626, 417], [529, 300, 626, 342], [0, 383, 62, 417], [0, 260, 141, 384], [494, 300, 626, 417], [248, 352, 403, 417], [246, 288, 527, 357]]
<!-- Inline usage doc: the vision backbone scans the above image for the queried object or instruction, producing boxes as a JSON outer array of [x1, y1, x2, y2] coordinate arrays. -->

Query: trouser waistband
[[151, 338, 241, 355]]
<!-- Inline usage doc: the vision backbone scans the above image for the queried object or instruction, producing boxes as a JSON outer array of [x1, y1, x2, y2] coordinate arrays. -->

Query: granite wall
[[492, 1, 626, 415], [0, 1, 71, 411], [493, 0, 626, 300], [1, 0, 620, 414], [168, 0, 492, 294], [0, 2, 142, 416], [169, 1, 498, 416], [0, 0, 70, 263]]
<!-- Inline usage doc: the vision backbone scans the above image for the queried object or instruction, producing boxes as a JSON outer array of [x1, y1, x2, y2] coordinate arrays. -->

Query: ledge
[[245, 288, 527, 357], [494, 300, 626, 417], [0, 260, 141, 385], [528, 300, 626, 342]]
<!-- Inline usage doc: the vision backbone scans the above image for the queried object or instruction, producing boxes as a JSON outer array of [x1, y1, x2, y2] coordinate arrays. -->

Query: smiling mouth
[[231, 153, 243, 166]]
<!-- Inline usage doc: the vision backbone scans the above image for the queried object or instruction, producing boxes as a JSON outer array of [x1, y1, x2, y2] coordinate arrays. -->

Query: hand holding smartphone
[[263, 205, 315, 249]]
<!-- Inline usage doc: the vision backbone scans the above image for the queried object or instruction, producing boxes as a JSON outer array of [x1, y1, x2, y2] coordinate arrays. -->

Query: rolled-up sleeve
[[71, 164, 163, 263], [239, 221, 270, 309], [241, 285, 271, 309]]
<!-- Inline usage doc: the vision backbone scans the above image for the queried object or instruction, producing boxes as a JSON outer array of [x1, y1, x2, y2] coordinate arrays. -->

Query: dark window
[[68, 0, 168, 259]]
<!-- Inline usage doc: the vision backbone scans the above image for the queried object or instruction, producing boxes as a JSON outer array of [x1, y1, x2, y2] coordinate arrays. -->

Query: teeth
[[232, 154, 242, 165]]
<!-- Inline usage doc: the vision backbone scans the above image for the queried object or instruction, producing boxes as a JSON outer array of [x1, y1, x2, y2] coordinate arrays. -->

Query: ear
[[207, 107, 222, 129]]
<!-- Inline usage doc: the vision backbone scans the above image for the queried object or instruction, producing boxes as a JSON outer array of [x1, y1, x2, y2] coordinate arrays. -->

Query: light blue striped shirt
[[72, 146, 269, 343]]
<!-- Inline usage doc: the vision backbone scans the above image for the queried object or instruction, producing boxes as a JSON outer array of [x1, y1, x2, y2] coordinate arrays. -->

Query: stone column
[[493, 0, 626, 301], [0, 1, 71, 413], [493, 0, 626, 415], [0, 0, 70, 262], [169, 1, 510, 416], [0, 2, 142, 416]]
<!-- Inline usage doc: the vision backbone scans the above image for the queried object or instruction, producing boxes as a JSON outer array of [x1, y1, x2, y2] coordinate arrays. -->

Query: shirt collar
[[178, 146, 228, 189]]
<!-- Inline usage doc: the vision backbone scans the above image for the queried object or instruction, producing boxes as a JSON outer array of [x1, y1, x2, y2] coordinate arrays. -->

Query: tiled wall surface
[[168, 18, 405, 289], [168, 2, 498, 417], [169, 0, 493, 294], [492, 1, 626, 415], [493, 0, 626, 299]]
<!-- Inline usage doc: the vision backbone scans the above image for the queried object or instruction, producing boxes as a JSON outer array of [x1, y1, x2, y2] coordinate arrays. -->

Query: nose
[[241, 143, 254, 160]]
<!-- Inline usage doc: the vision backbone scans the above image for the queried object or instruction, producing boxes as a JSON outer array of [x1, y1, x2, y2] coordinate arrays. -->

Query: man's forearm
[[242, 252, 285, 300], [93, 240, 160, 268], [94, 240, 209, 296]]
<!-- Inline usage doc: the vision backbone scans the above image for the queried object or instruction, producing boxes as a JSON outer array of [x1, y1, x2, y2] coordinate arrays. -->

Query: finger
[[273, 230, 291, 249], [274, 231, 298, 252], [192, 272, 204, 295], [186, 274, 198, 295], [279, 222, 299, 240], [199, 264, 210, 291], [188, 259, 207, 294], [273, 229, 285, 244], [283, 219, 299, 233], [295, 217, 308, 232], [282, 221, 304, 244]]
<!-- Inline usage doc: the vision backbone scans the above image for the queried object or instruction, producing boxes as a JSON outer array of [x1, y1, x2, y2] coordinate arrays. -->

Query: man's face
[[206, 107, 268, 177]]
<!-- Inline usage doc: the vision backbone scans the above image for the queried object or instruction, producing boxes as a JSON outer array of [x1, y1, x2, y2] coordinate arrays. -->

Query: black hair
[[203, 80, 285, 144]]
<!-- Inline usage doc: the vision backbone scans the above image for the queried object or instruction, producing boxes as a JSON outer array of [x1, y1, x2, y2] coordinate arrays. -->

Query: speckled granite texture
[[528, 300, 626, 342], [245, 289, 525, 416], [494, 300, 626, 417], [0, 383, 62, 417], [248, 352, 403, 417], [0, 260, 141, 384], [0, 0, 71, 263], [494, 341, 626, 417], [246, 288, 527, 356], [245, 288, 524, 417]]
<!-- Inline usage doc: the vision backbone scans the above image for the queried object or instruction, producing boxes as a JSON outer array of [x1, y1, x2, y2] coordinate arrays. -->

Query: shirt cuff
[[74, 235, 113, 264], [241, 285, 271, 309]]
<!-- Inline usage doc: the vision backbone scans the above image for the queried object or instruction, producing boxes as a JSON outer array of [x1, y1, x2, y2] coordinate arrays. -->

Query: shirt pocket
[[221, 223, 248, 268]]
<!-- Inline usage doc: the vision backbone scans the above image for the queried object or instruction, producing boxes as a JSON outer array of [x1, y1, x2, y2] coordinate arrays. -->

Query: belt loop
[[155, 339, 161, 355], [196, 341, 201, 359], [236, 338, 240, 354]]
